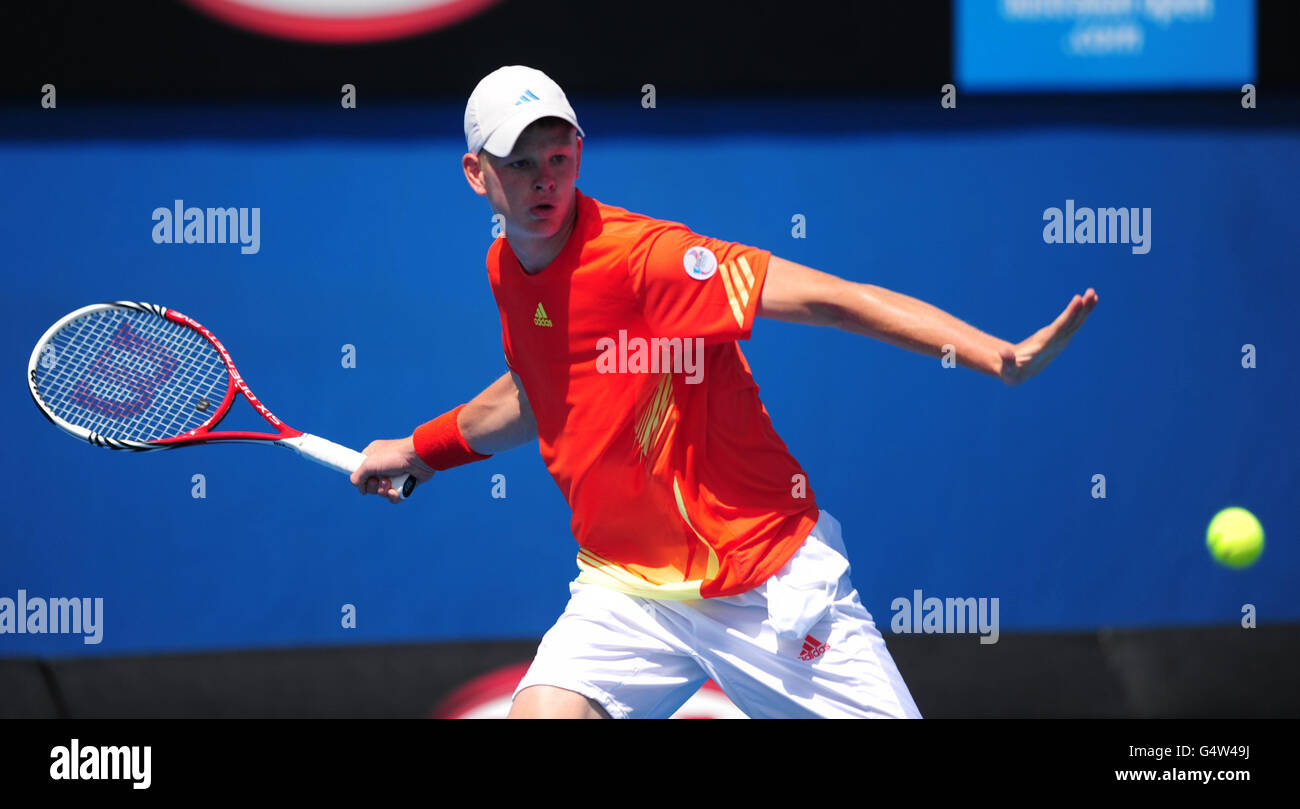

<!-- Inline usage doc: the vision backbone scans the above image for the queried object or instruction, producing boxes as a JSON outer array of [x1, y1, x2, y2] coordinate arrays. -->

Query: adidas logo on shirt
[[533, 303, 553, 327]]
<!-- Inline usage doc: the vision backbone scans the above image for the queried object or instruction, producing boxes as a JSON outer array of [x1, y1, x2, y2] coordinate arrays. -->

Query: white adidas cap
[[464, 65, 585, 158]]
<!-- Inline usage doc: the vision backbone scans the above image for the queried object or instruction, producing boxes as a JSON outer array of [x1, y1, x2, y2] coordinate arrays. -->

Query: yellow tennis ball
[[1206, 507, 1264, 569]]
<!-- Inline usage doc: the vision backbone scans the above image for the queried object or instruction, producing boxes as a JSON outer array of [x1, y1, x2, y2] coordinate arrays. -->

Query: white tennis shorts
[[513, 510, 921, 718]]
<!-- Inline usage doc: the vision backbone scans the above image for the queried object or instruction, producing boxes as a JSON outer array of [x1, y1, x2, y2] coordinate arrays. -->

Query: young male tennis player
[[352, 66, 1098, 718]]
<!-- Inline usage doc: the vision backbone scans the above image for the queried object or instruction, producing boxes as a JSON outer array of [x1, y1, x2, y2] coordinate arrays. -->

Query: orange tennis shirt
[[487, 188, 819, 599]]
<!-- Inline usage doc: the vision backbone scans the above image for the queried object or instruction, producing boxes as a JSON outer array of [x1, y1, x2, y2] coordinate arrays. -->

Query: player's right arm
[[350, 370, 537, 503]]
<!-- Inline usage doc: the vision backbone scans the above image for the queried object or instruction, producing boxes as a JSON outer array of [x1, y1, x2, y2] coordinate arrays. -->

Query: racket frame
[[28, 301, 413, 497]]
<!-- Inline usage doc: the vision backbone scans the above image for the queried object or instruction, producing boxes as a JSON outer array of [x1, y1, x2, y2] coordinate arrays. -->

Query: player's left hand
[[999, 288, 1098, 386]]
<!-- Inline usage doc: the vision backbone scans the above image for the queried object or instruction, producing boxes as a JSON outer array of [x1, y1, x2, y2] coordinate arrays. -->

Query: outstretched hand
[[350, 436, 437, 504], [999, 289, 1099, 386]]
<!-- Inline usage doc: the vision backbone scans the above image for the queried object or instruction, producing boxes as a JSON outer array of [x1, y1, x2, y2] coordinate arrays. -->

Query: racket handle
[[279, 433, 416, 500]]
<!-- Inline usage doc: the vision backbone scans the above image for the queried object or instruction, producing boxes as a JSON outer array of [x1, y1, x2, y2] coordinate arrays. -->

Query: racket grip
[[279, 433, 416, 500]]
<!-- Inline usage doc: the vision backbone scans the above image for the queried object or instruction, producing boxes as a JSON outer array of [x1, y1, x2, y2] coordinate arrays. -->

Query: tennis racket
[[27, 301, 416, 499]]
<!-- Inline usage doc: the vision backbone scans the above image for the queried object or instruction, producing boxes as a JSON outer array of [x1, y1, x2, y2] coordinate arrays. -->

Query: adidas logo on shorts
[[799, 634, 829, 661]]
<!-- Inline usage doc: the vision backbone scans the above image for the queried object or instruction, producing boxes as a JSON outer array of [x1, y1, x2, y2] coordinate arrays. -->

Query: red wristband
[[412, 404, 492, 471]]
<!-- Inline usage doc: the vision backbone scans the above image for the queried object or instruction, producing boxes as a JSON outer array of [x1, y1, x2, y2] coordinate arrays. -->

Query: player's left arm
[[756, 255, 1098, 386]]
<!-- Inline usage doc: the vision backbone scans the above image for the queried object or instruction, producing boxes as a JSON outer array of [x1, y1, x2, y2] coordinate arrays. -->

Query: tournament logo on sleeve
[[683, 246, 718, 281]]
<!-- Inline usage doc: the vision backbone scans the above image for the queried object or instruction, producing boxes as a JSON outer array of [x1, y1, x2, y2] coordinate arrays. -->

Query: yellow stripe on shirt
[[575, 548, 704, 600], [716, 259, 747, 328]]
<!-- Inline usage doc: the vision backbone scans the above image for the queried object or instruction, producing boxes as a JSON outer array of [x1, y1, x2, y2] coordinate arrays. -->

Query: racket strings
[[34, 308, 229, 443]]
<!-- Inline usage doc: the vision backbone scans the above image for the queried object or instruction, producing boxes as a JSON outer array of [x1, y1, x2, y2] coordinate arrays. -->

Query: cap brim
[[482, 106, 584, 158]]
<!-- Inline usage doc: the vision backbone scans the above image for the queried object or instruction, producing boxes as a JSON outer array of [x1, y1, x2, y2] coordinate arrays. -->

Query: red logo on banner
[[185, 0, 501, 43], [430, 663, 748, 719]]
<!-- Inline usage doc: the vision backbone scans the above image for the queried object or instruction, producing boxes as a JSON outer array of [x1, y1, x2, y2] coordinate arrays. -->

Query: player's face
[[472, 122, 581, 239]]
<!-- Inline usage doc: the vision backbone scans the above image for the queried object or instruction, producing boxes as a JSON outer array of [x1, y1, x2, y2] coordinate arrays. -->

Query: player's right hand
[[351, 436, 437, 504]]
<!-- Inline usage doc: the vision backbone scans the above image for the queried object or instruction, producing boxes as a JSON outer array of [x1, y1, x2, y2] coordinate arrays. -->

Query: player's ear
[[463, 151, 488, 196]]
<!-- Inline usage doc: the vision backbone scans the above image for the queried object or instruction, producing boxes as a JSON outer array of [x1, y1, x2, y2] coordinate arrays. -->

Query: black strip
[[6, 1, 1293, 101]]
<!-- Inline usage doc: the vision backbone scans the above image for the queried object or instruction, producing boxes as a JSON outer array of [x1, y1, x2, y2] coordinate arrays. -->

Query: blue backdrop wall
[[3, 100, 1295, 657]]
